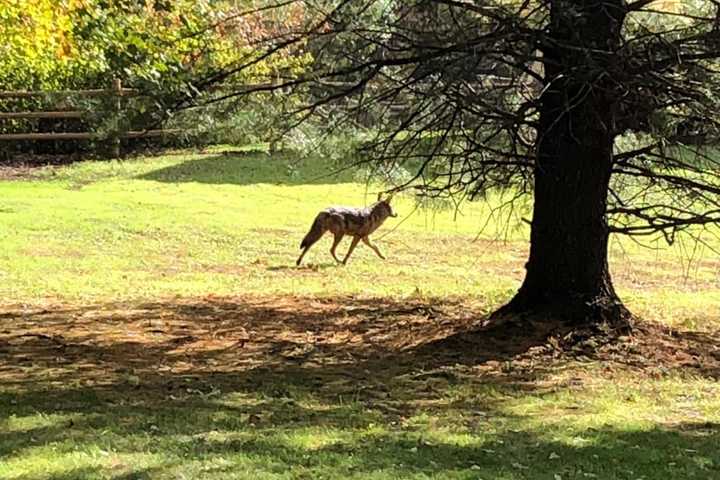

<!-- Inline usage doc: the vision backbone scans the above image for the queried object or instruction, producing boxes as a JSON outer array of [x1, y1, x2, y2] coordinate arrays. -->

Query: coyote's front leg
[[342, 236, 361, 265], [362, 236, 385, 260]]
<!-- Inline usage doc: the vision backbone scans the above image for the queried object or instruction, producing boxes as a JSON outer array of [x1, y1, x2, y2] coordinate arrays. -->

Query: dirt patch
[[0, 164, 52, 180], [0, 153, 80, 180], [0, 296, 718, 395]]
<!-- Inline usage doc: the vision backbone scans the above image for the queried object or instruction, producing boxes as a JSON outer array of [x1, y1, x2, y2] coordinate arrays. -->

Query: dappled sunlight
[[1, 413, 81, 435], [1, 390, 718, 480], [0, 449, 168, 480]]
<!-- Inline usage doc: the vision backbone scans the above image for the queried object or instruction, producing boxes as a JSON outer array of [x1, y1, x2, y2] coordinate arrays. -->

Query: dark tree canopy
[[188, 0, 720, 328]]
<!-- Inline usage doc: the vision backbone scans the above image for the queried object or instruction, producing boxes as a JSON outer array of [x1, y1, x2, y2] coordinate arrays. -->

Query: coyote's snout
[[296, 193, 397, 266]]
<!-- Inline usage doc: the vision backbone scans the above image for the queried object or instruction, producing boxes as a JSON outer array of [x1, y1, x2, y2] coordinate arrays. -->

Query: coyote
[[296, 193, 398, 266]]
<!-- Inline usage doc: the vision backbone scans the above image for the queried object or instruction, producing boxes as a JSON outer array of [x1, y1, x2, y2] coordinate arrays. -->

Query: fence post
[[112, 78, 122, 158]]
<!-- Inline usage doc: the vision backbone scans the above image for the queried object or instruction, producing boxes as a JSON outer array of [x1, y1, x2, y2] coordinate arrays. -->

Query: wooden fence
[[0, 79, 180, 156], [0, 79, 368, 156]]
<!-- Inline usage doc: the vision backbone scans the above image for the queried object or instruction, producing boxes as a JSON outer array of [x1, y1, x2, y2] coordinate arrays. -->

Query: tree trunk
[[495, 0, 632, 327]]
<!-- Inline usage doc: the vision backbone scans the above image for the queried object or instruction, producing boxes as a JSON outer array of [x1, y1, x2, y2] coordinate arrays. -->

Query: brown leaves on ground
[[0, 296, 718, 396], [0, 154, 74, 179]]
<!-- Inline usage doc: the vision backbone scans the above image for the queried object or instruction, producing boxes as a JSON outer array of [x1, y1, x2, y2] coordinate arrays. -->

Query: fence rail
[[0, 88, 138, 99], [0, 111, 84, 120], [0, 129, 182, 141], [0, 79, 336, 153]]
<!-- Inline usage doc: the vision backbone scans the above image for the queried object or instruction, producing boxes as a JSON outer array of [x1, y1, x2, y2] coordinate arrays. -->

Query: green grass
[[0, 149, 525, 303], [1, 372, 718, 480], [0, 148, 719, 479]]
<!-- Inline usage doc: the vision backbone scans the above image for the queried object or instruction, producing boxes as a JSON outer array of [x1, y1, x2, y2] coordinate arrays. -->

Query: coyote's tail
[[300, 213, 327, 249]]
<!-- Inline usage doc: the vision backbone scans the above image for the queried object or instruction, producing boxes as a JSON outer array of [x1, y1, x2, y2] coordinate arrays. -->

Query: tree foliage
[[187, 0, 720, 324], [0, 0, 87, 89], [0, 0, 309, 90], [194, 0, 720, 241]]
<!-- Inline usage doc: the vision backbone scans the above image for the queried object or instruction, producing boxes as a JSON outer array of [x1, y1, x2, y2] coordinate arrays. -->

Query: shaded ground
[[137, 152, 356, 186], [2, 296, 718, 394]]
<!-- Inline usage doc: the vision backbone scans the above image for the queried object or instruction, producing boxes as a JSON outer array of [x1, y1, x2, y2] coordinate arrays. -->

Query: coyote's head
[[375, 192, 398, 218]]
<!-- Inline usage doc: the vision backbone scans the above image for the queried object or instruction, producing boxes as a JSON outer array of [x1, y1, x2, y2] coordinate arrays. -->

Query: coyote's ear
[[385, 192, 395, 203], [377, 192, 384, 201]]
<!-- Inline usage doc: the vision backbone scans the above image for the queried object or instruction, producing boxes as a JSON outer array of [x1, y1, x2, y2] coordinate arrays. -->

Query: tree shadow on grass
[[1, 296, 719, 478], [1, 296, 718, 396], [137, 151, 356, 186]]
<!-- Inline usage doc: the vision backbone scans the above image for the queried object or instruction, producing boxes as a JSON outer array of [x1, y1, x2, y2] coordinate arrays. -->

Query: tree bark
[[495, 0, 632, 327]]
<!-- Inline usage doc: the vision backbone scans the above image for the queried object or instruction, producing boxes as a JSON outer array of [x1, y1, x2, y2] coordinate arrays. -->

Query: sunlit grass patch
[[1, 148, 717, 314]]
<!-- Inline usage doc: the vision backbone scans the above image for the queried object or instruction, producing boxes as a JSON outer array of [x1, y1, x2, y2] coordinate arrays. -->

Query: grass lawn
[[0, 148, 719, 479]]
